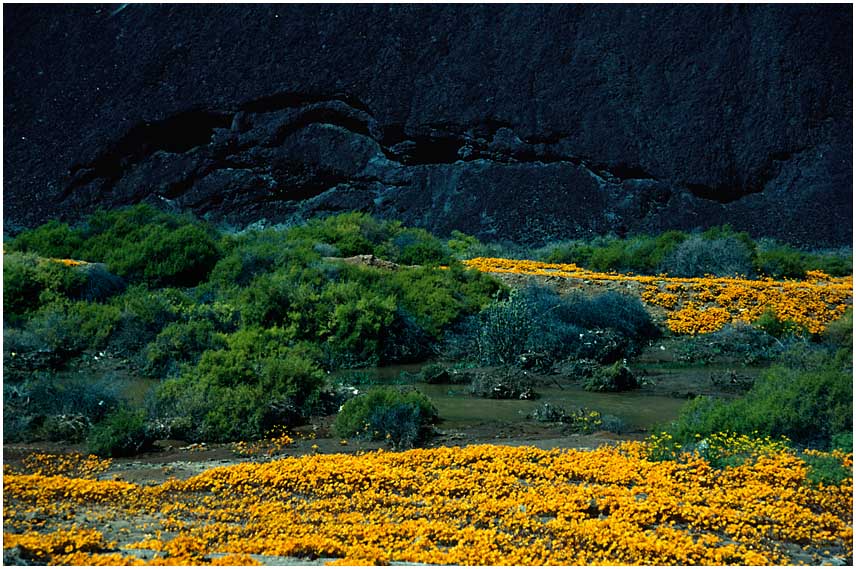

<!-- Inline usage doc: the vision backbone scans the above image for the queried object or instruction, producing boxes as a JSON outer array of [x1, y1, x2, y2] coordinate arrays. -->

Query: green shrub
[[92, 222, 219, 287], [562, 291, 657, 344], [238, 266, 325, 330], [3, 252, 43, 315], [752, 308, 808, 339], [106, 287, 190, 360], [87, 408, 155, 457], [831, 432, 853, 452], [672, 322, 782, 365], [540, 231, 688, 274], [755, 245, 811, 278], [319, 281, 397, 367], [823, 308, 852, 362], [3, 374, 121, 443], [76, 264, 126, 302], [388, 264, 501, 338], [287, 212, 400, 257], [10, 220, 84, 259], [668, 350, 851, 448], [803, 452, 852, 487], [755, 243, 852, 278], [583, 362, 638, 392], [379, 227, 452, 266], [25, 300, 121, 355], [3, 252, 88, 316], [333, 387, 438, 449], [209, 229, 321, 288], [460, 287, 655, 368], [155, 333, 324, 441], [446, 230, 494, 260], [16, 205, 222, 287], [474, 290, 534, 365], [145, 320, 225, 378]]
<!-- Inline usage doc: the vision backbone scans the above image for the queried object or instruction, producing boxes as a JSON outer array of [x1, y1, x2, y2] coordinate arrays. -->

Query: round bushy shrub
[[87, 408, 155, 457], [333, 387, 438, 449], [583, 362, 638, 392]]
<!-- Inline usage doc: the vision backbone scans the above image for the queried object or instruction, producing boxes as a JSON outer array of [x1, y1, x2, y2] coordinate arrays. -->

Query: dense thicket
[[3, 207, 500, 448]]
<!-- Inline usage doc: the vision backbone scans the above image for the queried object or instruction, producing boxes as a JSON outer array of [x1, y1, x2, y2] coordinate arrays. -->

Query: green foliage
[[333, 387, 438, 449], [319, 281, 397, 366], [25, 300, 121, 355], [583, 362, 638, 392], [461, 287, 656, 368], [238, 266, 325, 331], [672, 322, 782, 365], [755, 243, 852, 278], [823, 308, 852, 363], [209, 229, 321, 288], [388, 264, 501, 338], [145, 320, 225, 378], [10, 220, 84, 259], [474, 290, 535, 365], [3, 252, 87, 316], [287, 212, 400, 256], [87, 408, 155, 457], [802, 451, 852, 487], [668, 347, 852, 449], [447, 230, 490, 259], [3, 252, 44, 315], [752, 308, 808, 339], [13, 205, 221, 287], [156, 331, 324, 441], [379, 227, 452, 265], [831, 432, 853, 452], [535, 227, 852, 279], [541, 231, 688, 273], [92, 221, 219, 287]]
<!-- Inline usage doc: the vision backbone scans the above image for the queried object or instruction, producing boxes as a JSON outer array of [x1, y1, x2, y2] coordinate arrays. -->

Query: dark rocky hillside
[[3, 4, 852, 246]]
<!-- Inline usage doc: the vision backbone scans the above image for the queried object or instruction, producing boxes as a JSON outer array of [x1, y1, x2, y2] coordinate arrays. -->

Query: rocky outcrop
[[4, 4, 851, 246]]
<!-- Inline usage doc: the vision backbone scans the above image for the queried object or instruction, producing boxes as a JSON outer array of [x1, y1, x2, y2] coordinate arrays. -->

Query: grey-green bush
[[661, 235, 755, 277], [333, 387, 438, 449]]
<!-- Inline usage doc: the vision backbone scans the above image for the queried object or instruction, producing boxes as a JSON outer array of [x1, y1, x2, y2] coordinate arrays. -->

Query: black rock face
[[4, 4, 852, 246]]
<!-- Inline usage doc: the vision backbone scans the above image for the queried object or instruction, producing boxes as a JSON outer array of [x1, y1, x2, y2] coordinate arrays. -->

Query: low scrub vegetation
[[333, 387, 438, 449], [3, 208, 499, 450], [518, 224, 852, 278], [665, 316, 853, 450], [4, 207, 852, 456], [448, 285, 657, 370]]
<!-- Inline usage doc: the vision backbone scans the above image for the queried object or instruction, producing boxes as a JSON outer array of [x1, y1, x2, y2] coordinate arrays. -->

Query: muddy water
[[334, 365, 688, 431], [417, 383, 686, 430], [122, 363, 689, 433]]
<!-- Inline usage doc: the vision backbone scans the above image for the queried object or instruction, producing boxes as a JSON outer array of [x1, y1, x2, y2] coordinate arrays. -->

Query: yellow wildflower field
[[3, 444, 852, 565], [463, 257, 852, 334]]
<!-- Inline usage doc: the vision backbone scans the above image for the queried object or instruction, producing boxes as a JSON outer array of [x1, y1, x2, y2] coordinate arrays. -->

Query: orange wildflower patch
[[3, 445, 852, 565], [464, 257, 852, 334]]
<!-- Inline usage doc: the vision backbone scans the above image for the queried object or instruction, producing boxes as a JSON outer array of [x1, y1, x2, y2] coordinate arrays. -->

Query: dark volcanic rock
[[3, 4, 852, 246]]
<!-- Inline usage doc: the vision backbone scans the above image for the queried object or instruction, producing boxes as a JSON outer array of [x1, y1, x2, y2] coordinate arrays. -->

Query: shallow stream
[[334, 364, 688, 431]]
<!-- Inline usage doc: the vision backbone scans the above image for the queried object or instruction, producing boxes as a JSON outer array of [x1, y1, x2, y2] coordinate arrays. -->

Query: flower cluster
[[3, 443, 851, 565], [13, 452, 112, 479], [463, 257, 852, 335], [231, 427, 295, 457], [2, 528, 110, 562]]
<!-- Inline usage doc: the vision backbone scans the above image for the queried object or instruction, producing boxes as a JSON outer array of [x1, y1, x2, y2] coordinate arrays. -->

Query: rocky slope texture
[[4, 4, 852, 246]]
